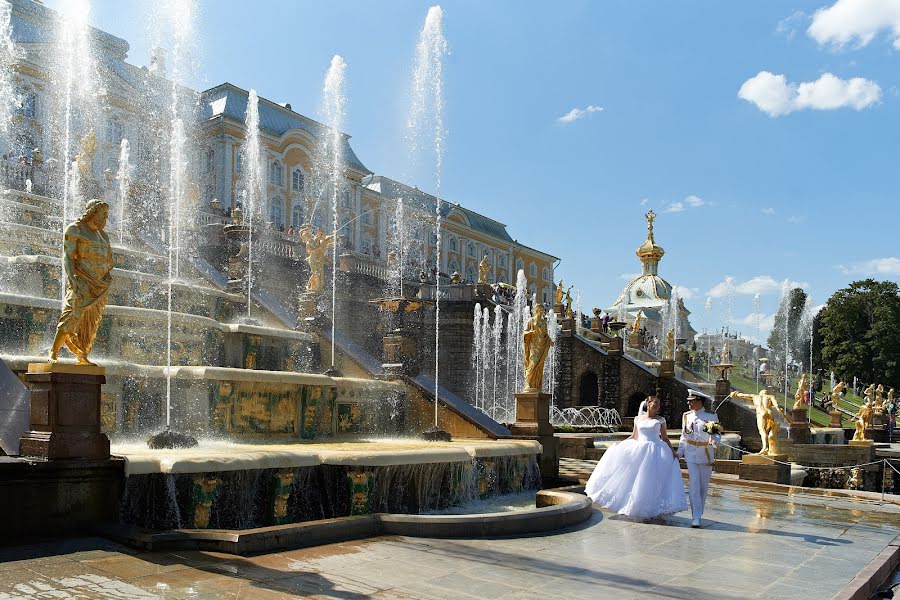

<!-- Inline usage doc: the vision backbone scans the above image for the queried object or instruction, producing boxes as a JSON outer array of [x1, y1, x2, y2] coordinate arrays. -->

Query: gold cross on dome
[[645, 210, 656, 237]]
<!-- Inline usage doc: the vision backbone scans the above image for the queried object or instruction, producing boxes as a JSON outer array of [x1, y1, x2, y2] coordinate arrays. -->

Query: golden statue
[[793, 373, 810, 410], [863, 383, 875, 404], [830, 381, 846, 410], [564, 286, 573, 318], [875, 384, 885, 409], [729, 390, 789, 456], [48, 199, 113, 365], [632, 309, 643, 333], [523, 303, 553, 392], [664, 329, 675, 360], [298, 224, 334, 293], [554, 280, 564, 306], [720, 341, 730, 365], [75, 129, 97, 179], [477, 255, 489, 284], [853, 399, 874, 442]]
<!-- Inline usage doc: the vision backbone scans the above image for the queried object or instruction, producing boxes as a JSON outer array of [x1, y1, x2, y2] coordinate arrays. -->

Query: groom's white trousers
[[686, 462, 713, 520]]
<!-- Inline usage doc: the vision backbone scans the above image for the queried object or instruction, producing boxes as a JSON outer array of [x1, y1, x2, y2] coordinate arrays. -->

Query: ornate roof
[[609, 210, 672, 311]]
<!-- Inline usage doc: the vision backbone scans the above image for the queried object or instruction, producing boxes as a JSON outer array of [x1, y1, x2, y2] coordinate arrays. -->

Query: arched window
[[465, 266, 476, 283], [467, 242, 475, 258], [528, 282, 537, 296], [449, 260, 459, 273], [515, 258, 524, 273], [543, 287, 551, 304], [449, 236, 457, 252], [15, 89, 36, 118], [269, 196, 284, 228], [486, 272, 494, 284], [312, 211, 324, 231], [235, 151, 243, 175], [270, 160, 284, 186], [291, 168, 305, 192], [530, 263, 537, 277], [542, 267, 549, 281], [105, 118, 122, 144], [499, 254, 506, 267], [205, 147, 215, 173], [340, 189, 352, 208], [362, 234, 374, 255], [497, 274, 505, 284], [291, 203, 304, 228]]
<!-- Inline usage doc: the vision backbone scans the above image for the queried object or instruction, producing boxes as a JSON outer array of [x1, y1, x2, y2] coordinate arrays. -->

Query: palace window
[[312, 211, 324, 231], [291, 203, 304, 228], [205, 147, 215, 173], [362, 235, 373, 256], [362, 209, 372, 225], [449, 236, 457, 252], [467, 242, 475, 258], [499, 254, 506, 268], [291, 168, 305, 192], [530, 263, 537, 277], [466, 266, 476, 283], [15, 90, 36, 118], [270, 160, 284, 186], [340, 189, 352, 208], [105, 118, 123, 144], [269, 196, 284, 228], [542, 267, 549, 281], [449, 260, 459, 273]]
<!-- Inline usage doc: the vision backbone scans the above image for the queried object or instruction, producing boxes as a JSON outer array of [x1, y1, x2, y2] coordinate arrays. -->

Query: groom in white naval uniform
[[677, 389, 721, 528]]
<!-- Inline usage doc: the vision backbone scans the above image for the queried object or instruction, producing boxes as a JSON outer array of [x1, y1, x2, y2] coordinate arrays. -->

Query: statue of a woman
[[793, 373, 809, 410], [523, 303, 553, 392], [299, 224, 334, 292]]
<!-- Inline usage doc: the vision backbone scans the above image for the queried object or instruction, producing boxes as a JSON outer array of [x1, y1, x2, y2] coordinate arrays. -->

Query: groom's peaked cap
[[686, 389, 710, 401]]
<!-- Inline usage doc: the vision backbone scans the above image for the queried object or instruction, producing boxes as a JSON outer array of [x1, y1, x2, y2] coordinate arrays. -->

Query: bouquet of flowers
[[703, 421, 723, 435]]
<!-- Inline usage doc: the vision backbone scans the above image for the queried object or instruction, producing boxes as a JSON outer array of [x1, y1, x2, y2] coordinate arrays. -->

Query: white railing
[[1, 158, 49, 196], [339, 252, 389, 280]]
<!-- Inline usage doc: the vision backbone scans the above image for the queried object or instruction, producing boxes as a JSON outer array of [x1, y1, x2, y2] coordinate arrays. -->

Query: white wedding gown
[[585, 417, 688, 519]]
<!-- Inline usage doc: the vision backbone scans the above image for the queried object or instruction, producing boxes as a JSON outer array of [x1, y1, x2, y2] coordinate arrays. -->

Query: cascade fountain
[[53, 0, 97, 297], [407, 6, 449, 437], [0, 2, 20, 151], [115, 139, 131, 244], [492, 303, 504, 417], [321, 55, 348, 375], [242, 90, 263, 321], [472, 302, 482, 409]]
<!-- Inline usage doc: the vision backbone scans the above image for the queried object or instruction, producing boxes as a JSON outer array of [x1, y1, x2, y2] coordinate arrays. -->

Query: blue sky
[[50, 0, 900, 344]]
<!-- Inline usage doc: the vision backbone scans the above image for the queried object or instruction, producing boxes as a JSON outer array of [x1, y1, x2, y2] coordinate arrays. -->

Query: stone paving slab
[[0, 475, 898, 599]]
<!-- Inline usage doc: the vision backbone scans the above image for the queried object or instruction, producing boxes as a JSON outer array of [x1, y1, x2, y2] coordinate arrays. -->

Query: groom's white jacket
[[677, 410, 720, 465]]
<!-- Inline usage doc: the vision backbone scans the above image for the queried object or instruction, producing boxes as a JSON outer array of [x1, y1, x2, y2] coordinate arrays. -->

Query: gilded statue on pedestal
[[523, 303, 553, 392], [664, 329, 675, 360], [298, 224, 334, 293], [48, 199, 113, 366], [875, 384, 885, 410], [863, 383, 875, 404], [632, 309, 643, 333], [793, 373, 810, 410], [477, 255, 489, 284], [75, 129, 97, 179], [554, 280, 564, 306], [829, 381, 846, 411], [728, 390, 789, 456], [565, 286, 573, 318], [852, 399, 874, 441]]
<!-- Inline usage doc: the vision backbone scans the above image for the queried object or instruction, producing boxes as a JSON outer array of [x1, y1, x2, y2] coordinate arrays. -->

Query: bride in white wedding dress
[[584, 395, 688, 519]]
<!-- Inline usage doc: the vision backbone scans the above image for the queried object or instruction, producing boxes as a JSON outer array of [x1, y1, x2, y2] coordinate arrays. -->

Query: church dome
[[609, 210, 672, 312]]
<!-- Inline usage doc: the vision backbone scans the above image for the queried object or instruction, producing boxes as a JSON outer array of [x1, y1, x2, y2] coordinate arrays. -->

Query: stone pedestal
[[829, 410, 843, 428], [19, 363, 110, 460], [871, 412, 888, 443], [382, 333, 418, 376], [298, 292, 319, 319], [553, 303, 564, 317], [607, 336, 623, 355], [715, 378, 731, 403], [628, 331, 641, 349], [738, 453, 790, 485], [674, 348, 686, 367], [849, 439, 874, 447], [591, 317, 603, 334], [658, 359, 675, 378], [788, 408, 811, 445], [510, 391, 557, 480]]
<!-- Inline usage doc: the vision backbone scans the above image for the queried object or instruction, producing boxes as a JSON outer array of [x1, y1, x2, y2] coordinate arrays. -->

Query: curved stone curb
[[833, 535, 900, 600], [102, 489, 593, 555]]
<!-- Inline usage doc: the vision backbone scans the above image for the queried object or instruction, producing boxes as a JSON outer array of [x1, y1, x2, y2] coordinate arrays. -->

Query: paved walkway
[[0, 477, 898, 599]]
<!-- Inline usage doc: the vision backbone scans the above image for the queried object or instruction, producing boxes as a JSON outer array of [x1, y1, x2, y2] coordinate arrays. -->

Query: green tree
[[819, 279, 900, 384], [767, 287, 809, 370]]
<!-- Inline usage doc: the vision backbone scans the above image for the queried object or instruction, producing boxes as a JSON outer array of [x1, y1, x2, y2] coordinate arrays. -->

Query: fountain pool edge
[[102, 487, 593, 555]]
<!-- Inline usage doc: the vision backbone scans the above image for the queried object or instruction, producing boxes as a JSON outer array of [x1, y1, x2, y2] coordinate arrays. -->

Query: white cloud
[[557, 104, 603, 124], [620, 272, 641, 281], [761, 207, 776, 216], [777, 10, 807, 40], [665, 194, 705, 213], [685, 195, 705, 207], [708, 275, 807, 298], [738, 71, 881, 117], [639, 198, 649, 206], [787, 215, 807, 224], [808, 0, 900, 50], [838, 256, 900, 275], [674, 286, 700, 301]]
